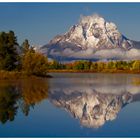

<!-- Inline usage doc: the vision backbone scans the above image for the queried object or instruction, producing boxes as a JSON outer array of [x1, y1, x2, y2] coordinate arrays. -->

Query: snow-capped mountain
[[40, 14, 140, 61]]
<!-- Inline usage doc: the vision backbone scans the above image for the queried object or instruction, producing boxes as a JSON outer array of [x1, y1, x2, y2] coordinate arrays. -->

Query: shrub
[[22, 51, 48, 76]]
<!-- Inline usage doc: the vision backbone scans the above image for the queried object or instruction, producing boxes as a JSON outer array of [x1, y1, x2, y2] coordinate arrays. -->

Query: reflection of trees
[[0, 84, 19, 124], [0, 78, 48, 124], [132, 77, 140, 86], [20, 78, 48, 105], [19, 78, 48, 116]]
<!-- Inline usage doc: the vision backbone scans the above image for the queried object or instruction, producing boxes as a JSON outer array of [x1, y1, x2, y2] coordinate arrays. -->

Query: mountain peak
[[40, 14, 140, 61], [79, 14, 105, 26], [64, 14, 124, 50]]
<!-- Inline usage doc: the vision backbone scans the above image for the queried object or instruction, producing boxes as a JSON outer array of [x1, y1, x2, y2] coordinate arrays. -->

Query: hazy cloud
[[50, 47, 140, 60]]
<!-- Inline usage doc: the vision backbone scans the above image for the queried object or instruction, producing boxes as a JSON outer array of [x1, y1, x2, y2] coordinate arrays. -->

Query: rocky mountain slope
[[40, 14, 140, 61]]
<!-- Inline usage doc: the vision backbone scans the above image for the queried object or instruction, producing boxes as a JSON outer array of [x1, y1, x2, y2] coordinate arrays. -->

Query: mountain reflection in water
[[48, 73, 140, 128], [49, 90, 133, 128], [0, 74, 140, 129]]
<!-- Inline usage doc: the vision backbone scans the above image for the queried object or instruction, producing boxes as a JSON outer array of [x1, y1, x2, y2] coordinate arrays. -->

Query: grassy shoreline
[[48, 69, 140, 74], [0, 71, 52, 80], [0, 69, 140, 80]]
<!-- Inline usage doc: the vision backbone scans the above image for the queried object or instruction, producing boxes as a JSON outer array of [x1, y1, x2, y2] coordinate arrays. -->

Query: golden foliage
[[19, 78, 48, 105], [22, 51, 48, 76]]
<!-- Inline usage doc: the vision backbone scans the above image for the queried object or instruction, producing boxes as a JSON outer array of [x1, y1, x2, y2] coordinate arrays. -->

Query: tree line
[[0, 31, 48, 77], [48, 60, 140, 72]]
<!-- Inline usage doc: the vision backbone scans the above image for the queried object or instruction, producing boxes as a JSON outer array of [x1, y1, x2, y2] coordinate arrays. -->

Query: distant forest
[[48, 59, 140, 72]]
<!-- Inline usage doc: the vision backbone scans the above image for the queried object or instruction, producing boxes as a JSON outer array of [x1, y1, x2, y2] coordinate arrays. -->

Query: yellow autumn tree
[[22, 51, 48, 76], [132, 60, 140, 71]]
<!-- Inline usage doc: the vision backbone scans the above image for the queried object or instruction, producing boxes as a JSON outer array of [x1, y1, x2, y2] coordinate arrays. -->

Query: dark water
[[0, 73, 140, 137]]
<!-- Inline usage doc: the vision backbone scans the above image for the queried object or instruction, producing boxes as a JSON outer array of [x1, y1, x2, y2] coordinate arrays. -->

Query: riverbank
[[1, 69, 140, 80], [48, 69, 140, 74], [0, 70, 52, 80]]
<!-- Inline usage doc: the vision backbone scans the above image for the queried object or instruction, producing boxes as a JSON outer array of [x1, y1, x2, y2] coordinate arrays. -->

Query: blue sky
[[0, 3, 140, 45]]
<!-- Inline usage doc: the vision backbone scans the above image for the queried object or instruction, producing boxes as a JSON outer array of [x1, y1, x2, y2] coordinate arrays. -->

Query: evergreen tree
[[22, 39, 30, 54], [0, 31, 18, 71]]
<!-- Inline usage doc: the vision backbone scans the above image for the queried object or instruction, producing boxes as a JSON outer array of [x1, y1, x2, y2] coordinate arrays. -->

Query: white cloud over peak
[[50, 47, 140, 60]]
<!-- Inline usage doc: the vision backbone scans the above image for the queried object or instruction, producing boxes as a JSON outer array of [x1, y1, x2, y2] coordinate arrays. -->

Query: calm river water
[[0, 73, 140, 137]]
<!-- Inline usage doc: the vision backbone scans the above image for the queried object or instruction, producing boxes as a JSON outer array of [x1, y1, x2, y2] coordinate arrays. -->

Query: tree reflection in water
[[0, 78, 48, 124], [0, 84, 19, 124]]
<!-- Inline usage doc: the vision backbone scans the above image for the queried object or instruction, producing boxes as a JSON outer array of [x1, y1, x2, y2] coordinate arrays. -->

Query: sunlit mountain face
[[39, 14, 140, 61]]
